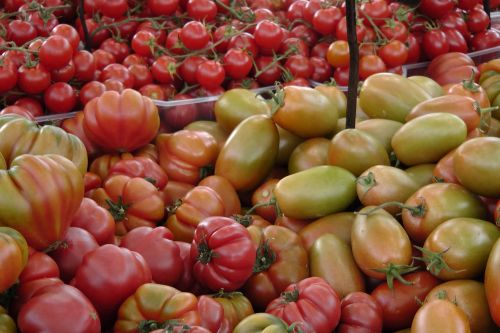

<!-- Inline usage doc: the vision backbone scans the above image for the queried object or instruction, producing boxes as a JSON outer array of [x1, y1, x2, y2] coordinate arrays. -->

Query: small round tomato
[[196, 60, 225, 89], [223, 48, 252, 80], [253, 20, 284, 51], [180, 21, 210, 50], [43, 82, 77, 114], [39, 35, 73, 70], [17, 64, 51, 94], [378, 40, 408, 67], [359, 55, 387, 80]]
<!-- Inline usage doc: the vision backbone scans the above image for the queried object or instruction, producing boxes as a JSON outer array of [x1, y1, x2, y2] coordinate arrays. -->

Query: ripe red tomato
[[310, 56, 332, 82], [422, 29, 450, 59], [79, 81, 106, 105], [71, 198, 115, 245], [7, 20, 37, 46], [466, 8, 490, 33], [419, 0, 454, 19], [93, 49, 116, 71], [39, 35, 73, 70], [187, 0, 218, 21], [223, 48, 253, 80], [99, 38, 130, 63], [255, 56, 282, 85], [151, 55, 177, 84], [28, 11, 58, 37], [471, 29, 500, 51], [14, 97, 43, 117], [131, 30, 155, 57], [180, 21, 210, 50], [148, 0, 179, 15], [179, 56, 208, 84], [51, 61, 76, 82], [284, 54, 313, 79], [378, 40, 409, 67], [17, 64, 51, 94], [128, 64, 153, 89], [253, 20, 284, 51], [51, 24, 81, 52], [99, 63, 135, 88], [191, 216, 256, 291], [43, 82, 77, 114], [196, 60, 225, 89], [443, 27, 468, 53], [336, 17, 366, 42], [0, 59, 17, 94], [96, 0, 129, 18], [359, 54, 387, 80], [312, 7, 342, 35], [228, 32, 259, 57], [337, 292, 383, 333]]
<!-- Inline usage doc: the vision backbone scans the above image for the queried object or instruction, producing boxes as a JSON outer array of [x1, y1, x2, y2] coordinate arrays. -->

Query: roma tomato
[[402, 183, 488, 245], [166, 186, 225, 243], [90, 175, 165, 235], [108, 156, 168, 190], [266, 277, 341, 333], [243, 225, 309, 310], [191, 217, 256, 291], [287, 138, 328, 174], [0, 154, 83, 250], [72, 244, 152, 327], [371, 271, 441, 331], [299, 212, 355, 250], [0, 227, 28, 293], [83, 89, 160, 152], [71, 198, 115, 245], [120, 226, 183, 286], [156, 130, 218, 185], [411, 299, 471, 332], [337, 292, 383, 333], [444, 78, 491, 108], [215, 115, 279, 191], [485, 238, 500, 326], [18, 284, 101, 333]]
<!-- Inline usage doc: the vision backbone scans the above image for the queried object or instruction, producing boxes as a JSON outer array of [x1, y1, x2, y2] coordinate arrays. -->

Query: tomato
[[180, 21, 210, 50], [106, 156, 167, 190], [0, 227, 28, 293], [254, 56, 282, 85], [71, 197, 115, 245], [253, 20, 284, 51], [0, 305, 16, 333], [17, 63, 51, 95], [392, 113, 467, 166], [485, 238, 500, 326], [402, 183, 488, 245], [275, 166, 356, 219], [73, 244, 151, 328], [90, 175, 165, 235], [51, 60, 75, 83], [0, 106, 34, 120], [18, 284, 101, 333], [336, 17, 366, 42], [266, 277, 341, 333], [51, 24, 80, 52], [84, 172, 102, 193], [72, 50, 96, 82], [7, 20, 37, 46], [43, 82, 77, 114], [326, 40, 350, 68], [0, 59, 17, 94], [195, 60, 225, 89], [233, 313, 289, 332], [99, 38, 130, 65], [89, 152, 134, 182], [48, 227, 99, 283], [337, 292, 383, 333], [39, 35, 73, 71], [443, 27, 468, 53], [76, 18, 110, 48], [310, 234, 364, 298], [453, 137, 500, 197], [368, 271, 440, 330], [166, 185, 225, 242], [100, 63, 135, 89], [426, 280, 497, 332], [93, 49, 116, 71], [96, 0, 128, 18], [466, 8, 490, 33], [199, 175, 241, 217], [206, 291, 253, 330], [422, 29, 450, 60], [378, 40, 408, 68], [148, 0, 179, 15], [312, 7, 342, 35], [422, 217, 500, 280], [419, 0, 454, 18], [411, 299, 471, 332], [83, 89, 160, 152], [13, 97, 43, 118], [191, 216, 256, 291], [215, 114, 279, 191], [241, 225, 309, 310], [156, 130, 218, 185]]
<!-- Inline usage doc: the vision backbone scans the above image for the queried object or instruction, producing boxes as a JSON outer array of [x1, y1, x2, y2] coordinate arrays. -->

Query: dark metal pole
[[485, 0, 491, 29], [345, 0, 359, 129], [78, 0, 92, 50]]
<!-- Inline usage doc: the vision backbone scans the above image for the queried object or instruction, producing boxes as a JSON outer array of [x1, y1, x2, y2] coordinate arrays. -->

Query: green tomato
[[288, 137, 330, 174], [356, 119, 403, 154], [408, 76, 444, 98]]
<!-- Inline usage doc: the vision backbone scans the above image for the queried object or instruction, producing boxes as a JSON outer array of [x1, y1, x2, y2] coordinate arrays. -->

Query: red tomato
[[99, 38, 130, 64], [107, 156, 168, 190], [378, 40, 408, 67], [310, 57, 332, 83], [14, 97, 43, 118], [419, 0, 454, 18], [359, 55, 387, 80], [148, 0, 180, 15], [131, 30, 155, 58], [71, 198, 115, 245], [120, 226, 183, 286], [223, 48, 253, 80], [337, 292, 383, 333], [255, 56, 282, 85], [312, 7, 342, 35], [187, 0, 218, 21], [0, 59, 18, 94], [72, 244, 152, 327], [39, 35, 73, 70], [180, 21, 210, 50], [151, 55, 177, 84], [50, 24, 80, 52], [51, 60, 75, 83], [43, 82, 77, 114], [17, 64, 51, 94], [7, 20, 37, 46], [73, 50, 96, 83], [284, 54, 313, 79], [99, 63, 135, 89], [191, 216, 256, 291], [18, 284, 101, 333], [179, 56, 208, 84], [466, 8, 490, 33], [0, 105, 34, 120], [266, 277, 341, 333], [253, 20, 284, 51], [196, 60, 225, 89], [93, 49, 116, 71], [79, 81, 106, 106], [96, 0, 128, 18], [28, 11, 58, 37], [471, 29, 500, 51], [422, 29, 450, 59]]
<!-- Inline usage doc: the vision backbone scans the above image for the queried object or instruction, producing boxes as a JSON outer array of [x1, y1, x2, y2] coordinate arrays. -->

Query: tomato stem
[[197, 241, 215, 264], [357, 201, 426, 217], [105, 196, 131, 222], [280, 286, 299, 303], [413, 245, 461, 277], [461, 70, 480, 92], [372, 263, 419, 289], [474, 101, 498, 133], [253, 240, 276, 273], [166, 199, 183, 216], [356, 171, 377, 196], [42, 240, 68, 253]]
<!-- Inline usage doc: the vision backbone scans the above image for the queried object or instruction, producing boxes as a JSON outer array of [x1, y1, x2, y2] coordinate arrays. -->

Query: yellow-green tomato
[[359, 73, 431, 122], [214, 88, 270, 133], [408, 76, 444, 98], [485, 238, 500, 327], [356, 165, 420, 215], [391, 113, 467, 166], [351, 207, 413, 280], [328, 129, 390, 176], [275, 125, 304, 166], [453, 137, 500, 197], [272, 86, 338, 138], [405, 164, 436, 188], [356, 118, 403, 154], [299, 212, 355, 250], [309, 234, 365, 298], [274, 165, 356, 219], [423, 218, 500, 281], [314, 85, 347, 118], [233, 313, 288, 333], [215, 115, 279, 192], [184, 120, 228, 152], [288, 137, 330, 174]]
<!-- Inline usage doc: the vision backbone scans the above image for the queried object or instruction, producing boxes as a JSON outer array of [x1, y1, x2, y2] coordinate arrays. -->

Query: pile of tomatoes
[[0, 50, 500, 333]]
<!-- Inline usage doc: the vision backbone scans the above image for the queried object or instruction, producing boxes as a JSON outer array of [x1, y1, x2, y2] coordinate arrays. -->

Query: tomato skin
[[90, 175, 165, 235], [337, 292, 383, 333], [243, 225, 309, 310], [198, 175, 241, 217], [426, 280, 497, 332], [49, 227, 99, 283], [72, 244, 152, 328], [0, 305, 16, 333], [0, 60, 17, 94], [166, 185, 225, 243], [266, 277, 341, 333], [402, 183, 488, 245], [43, 82, 77, 114], [71, 197, 115, 245], [108, 156, 168, 190], [215, 114, 279, 191], [207, 291, 254, 330], [39, 35, 73, 71], [191, 216, 256, 291], [0, 106, 34, 120], [422, 29, 450, 60], [17, 64, 51, 95], [89, 152, 134, 181], [485, 238, 500, 326], [18, 284, 101, 333], [233, 313, 288, 332], [0, 227, 28, 293], [411, 299, 471, 332], [83, 89, 160, 152], [371, 271, 440, 331]]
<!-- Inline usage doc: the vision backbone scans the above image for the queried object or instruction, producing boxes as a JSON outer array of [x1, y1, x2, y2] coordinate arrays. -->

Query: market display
[[0, 0, 499, 332]]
